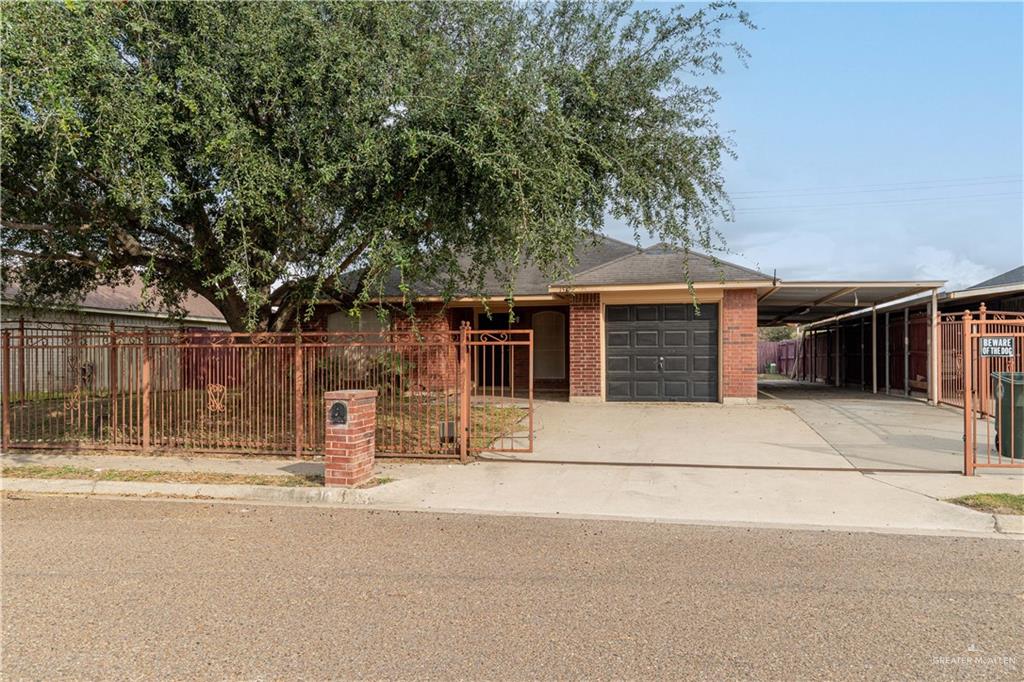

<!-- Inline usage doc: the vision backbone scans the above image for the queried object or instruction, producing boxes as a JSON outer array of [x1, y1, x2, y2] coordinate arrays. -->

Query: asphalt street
[[2, 495, 1022, 680]]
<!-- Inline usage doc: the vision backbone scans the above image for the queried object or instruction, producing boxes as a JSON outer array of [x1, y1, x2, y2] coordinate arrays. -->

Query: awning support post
[[834, 320, 840, 387], [929, 288, 939, 405], [884, 312, 890, 394], [859, 317, 865, 390], [903, 308, 910, 397], [871, 306, 878, 394]]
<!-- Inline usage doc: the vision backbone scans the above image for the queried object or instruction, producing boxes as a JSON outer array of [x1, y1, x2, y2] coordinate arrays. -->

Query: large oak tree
[[2, 1, 750, 331]]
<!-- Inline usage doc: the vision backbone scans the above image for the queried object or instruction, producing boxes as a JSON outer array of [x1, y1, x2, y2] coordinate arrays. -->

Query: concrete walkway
[[3, 450, 1021, 537]]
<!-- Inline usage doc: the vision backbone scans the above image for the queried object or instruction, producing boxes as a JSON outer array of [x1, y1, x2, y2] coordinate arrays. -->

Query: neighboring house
[[1, 277, 230, 331], [938, 265, 1024, 313]]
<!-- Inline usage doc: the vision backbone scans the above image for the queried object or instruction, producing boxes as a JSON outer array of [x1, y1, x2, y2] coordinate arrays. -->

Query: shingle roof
[[3, 276, 226, 321], [965, 265, 1024, 291], [552, 244, 771, 288], [371, 239, 771, 298], [375, 236, 639, 297]]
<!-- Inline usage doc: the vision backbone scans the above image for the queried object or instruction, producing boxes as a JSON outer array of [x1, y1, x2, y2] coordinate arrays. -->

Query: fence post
[[17, 317, 25, 405], [141, 328, 151, 452], [963, 310, 974, 476], [108, 322, 118, 445], [978, 302, 988, 416], [2, 330, 11, 450], [294, 332, 304, 459], [459, 321, 470, 463]]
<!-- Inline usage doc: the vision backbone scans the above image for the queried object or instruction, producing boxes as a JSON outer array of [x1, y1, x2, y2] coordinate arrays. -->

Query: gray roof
[[965, 265, 1024, 291], [553, 244, 771, 288], [375, 236, 638, 297], [373, 239, 770, 298]]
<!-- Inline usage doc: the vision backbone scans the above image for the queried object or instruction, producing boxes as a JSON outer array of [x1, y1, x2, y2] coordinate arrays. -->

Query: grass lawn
[[0, 464, 335, 487], [946, 493, 1024, 516]]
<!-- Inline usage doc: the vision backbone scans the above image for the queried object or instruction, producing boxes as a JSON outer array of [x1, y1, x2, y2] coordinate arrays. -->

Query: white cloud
[[912, 246, 996, 291]]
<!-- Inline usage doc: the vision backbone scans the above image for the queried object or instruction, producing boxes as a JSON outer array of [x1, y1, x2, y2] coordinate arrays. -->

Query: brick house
[[325, 238, 774, 404]]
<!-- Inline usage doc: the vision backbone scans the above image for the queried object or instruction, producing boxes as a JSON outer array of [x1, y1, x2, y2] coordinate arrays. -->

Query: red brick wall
[[569, 294, 601, 399], [392, 304, 458, 392], [722, 289, 758, 399]]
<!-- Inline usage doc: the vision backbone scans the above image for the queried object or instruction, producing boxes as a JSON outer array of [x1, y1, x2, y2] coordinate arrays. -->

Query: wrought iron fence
[[938, 307, 1024, 411], [960, 308, 1024, 474], [0, 324, 533, 459]]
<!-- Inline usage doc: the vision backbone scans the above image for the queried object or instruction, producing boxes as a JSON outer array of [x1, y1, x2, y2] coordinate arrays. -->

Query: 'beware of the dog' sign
[[980, 336, 1015, 358]]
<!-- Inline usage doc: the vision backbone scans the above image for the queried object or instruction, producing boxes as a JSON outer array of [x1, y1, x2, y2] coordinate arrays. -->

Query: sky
[[606, 1, 1024, 290]]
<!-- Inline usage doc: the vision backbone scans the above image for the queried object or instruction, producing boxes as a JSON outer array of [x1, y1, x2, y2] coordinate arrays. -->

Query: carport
[[758, 280, 944, 400]]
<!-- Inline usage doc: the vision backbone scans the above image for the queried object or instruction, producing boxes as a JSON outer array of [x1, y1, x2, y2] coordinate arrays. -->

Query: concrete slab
[[758, 382, 965, 471], [518, 400, 851, 468]]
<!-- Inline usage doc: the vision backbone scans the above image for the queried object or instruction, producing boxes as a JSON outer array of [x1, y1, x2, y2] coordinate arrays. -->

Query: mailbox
[[329, 401, 348, 426]]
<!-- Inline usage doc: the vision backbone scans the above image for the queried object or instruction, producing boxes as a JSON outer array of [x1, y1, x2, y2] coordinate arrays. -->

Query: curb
[[0, 478, 375, 505], [994, 514, 1024, 535], [3, 477, 1020, 541]]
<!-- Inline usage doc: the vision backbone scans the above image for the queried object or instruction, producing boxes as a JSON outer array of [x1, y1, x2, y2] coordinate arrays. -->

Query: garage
[[605, 303, 719, 401]]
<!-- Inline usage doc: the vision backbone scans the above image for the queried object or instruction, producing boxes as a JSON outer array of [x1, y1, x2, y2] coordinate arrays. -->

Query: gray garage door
[[605, 303, 718, 402]]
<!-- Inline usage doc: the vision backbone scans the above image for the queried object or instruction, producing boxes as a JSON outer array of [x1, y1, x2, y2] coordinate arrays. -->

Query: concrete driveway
[[504, 381, 967, 472], [519, 399, 851, 468], [758, 381, 965, 471]]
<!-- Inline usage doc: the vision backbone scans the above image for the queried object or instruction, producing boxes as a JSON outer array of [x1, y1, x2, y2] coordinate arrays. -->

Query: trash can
[[991, 372, 1024, 460]]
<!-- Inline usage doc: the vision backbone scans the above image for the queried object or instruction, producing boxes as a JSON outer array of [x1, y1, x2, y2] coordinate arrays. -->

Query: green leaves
[[2, 1, 749, 331]]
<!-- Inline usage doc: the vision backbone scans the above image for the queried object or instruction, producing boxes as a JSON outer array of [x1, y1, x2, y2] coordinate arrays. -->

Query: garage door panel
[[605, 303, 718, 402], [663, 380, 690, 398], [633, 381, 661, 398], [662, 304, 689, 321], [663, 356, 688, 372], [692, 354, 716, 372], [635, 305, 659, 321], [662, 330, 688, 347], [691, 381, 717, 400], [606, 381, 632, 399], [606, 356, 630, 373], [693, 330, 716, 347], [606, 306, 631, 323], [607, 331, 631, 348], [694, 304, 717, 320], [634, 330, 659, 347], [634, 356, 660, 372]]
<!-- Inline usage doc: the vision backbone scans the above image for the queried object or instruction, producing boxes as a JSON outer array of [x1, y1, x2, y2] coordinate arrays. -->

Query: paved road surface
[[3, 495, 1022, 680]]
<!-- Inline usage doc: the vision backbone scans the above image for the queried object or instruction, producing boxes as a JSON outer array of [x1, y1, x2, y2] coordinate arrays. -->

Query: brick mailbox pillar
[[323, 390, 377, 487]]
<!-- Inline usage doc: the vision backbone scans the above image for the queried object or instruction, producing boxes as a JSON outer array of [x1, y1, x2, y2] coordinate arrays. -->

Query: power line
[[732, 177, 1022, 201], [730, 174, 1023, 198], [733, 190, 1023, 213]]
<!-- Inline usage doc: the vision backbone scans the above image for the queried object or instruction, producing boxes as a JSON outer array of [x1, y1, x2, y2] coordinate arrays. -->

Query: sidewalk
[[3, 451, 1021, 538]]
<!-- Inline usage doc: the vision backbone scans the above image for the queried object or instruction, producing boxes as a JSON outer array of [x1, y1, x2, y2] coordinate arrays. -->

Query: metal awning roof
[[757, 281, 944, 326]]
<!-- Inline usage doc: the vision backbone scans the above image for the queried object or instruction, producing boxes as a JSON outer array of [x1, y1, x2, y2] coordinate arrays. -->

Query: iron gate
[[960, 309, 1024, 475]]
